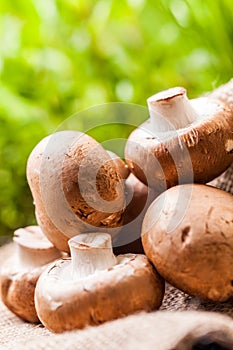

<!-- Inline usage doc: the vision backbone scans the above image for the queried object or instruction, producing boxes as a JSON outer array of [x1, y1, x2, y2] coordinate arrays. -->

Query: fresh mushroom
[[107, 150, 130, 179], [142, 184, 233, 301], [102, 152, 158, 254], [113, 173, 159, 254], [27, 131, 126, 252], [35, 232, 164, 333], [0, 226, 61, 322], [125, 87, 233, 191], [210, 78, 233, 109]]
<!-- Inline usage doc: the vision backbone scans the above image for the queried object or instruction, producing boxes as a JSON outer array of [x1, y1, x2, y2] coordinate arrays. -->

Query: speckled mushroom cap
[[27, 131, 126, 252], [125, 87, 233, 191], [0, 226, 61, 322], [142, 184, 233, 302], [35, 253, 164, 333]]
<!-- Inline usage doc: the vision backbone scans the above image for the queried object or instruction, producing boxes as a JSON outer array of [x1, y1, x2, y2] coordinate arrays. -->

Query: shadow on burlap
[[0, 163, 233, 350]]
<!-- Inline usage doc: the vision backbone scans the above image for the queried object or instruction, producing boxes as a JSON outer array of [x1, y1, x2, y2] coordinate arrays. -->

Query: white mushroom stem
[[147, 87, 198, 133], [14, 227, 61, 270], [68, 233, 117, 280], [16, 245, 60, 269]]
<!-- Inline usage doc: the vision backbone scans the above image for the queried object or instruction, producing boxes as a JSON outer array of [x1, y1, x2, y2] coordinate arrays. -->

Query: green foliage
[[0, 0, 233, 240]]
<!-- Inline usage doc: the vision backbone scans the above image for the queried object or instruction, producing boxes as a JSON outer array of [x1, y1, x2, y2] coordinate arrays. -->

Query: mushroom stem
[[147, 87, 198, 132], [68, 233, 117, 280], [16, 245, 58, 269], [14, 227, 61, 270]]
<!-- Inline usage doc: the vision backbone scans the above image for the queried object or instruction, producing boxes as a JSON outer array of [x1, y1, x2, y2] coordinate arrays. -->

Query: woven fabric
[[4, 311, 233, 350], [209, 163, 233, 195]]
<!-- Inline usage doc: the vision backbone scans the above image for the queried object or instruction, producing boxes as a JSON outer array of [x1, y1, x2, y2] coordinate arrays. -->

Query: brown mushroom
[[210, 78, 233, 109], [113, 173, 159, 255], [107, 150, 130, 179], [27, 131, 126, 252], [142, 184, 233, 301], [125, 87, 233, 191], [0, 226, 61, 322], [35, 232, 164, 333]]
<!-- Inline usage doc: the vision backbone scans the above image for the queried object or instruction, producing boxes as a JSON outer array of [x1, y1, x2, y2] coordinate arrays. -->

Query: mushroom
[[102, 153, 157, 254], [210, 78, 233, 109], [0, 226, 61, 322], [142, 184, 233, 301], [113, 173, 159, 255], [125, 87, 233, 191], [35, 232, 164, 333], [27, 131, 126, 252], [107, 150, 130, 179]]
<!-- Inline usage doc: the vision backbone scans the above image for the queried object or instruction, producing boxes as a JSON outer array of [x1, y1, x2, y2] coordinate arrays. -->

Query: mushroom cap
[[26, 136, 70, 252], [122, 173, 149, 225], [27, 131, 126, 252], [35, 254, 164, 333], [1, 265, 42, 322], [142, 184, 233, 301], [125, 96, 233, 190], [113, 173, 159, 254], [107, 151, 130, 179], [210, 78, 233, 109], [0, 226, 61, 322]]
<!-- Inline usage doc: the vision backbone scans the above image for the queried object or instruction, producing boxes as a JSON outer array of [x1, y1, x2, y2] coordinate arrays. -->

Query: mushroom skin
[[210, 78, 233, 109], [113, 173, 159, 255], [125, 87, 233, 191], [142, 184, 233, 302], [35, 233, 164, 333], [1, 267, 41, 323], [0, 226, 61, 322], [107, 150, 130, 179], [27, 131, 125, 252]]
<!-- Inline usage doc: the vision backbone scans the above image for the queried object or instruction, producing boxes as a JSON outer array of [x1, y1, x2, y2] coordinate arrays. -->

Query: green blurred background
[[0, 0, 233, 242]]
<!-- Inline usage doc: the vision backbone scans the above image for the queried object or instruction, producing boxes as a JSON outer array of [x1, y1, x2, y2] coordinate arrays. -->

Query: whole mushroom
[[35, 232, 164, 333], [125, 87, 233, 191], [27, 131, 126, 252], [0, 226, 61, 322], [142, 184, 233, 301]]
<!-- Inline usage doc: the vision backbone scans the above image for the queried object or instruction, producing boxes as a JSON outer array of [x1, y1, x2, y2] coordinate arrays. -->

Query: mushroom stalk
[[16, 245, 59, 269], [147, 87, 198, 132], [69, 233, 117, 280], [14, 227, 61, 270]]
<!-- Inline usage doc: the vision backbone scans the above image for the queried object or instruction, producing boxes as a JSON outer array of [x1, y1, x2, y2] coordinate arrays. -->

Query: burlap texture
[[1, 160, 233, 349]]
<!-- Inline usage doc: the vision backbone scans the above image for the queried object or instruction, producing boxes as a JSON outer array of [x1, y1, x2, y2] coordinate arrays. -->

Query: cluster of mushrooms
[[1, 79, 233, 333]]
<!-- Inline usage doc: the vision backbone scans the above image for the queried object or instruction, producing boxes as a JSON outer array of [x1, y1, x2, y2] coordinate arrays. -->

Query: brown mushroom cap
[[210, 78, 233, 109], [27, 131, 126, 252], [35, 254, 164, 333], [125, 88, 233, 191], [142, 184, 233, 301], [35, 232, 164, 333], [0, 226, 61, 322], [107, 151, 130, 179], [26, 136, 70, 252], [113, 173, 159, 255]]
